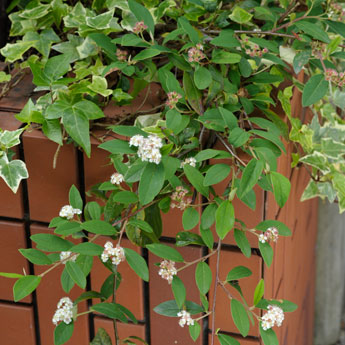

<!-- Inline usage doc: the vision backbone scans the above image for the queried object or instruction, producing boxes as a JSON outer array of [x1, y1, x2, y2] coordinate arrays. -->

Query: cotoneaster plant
[[0, 0, 345, 345]]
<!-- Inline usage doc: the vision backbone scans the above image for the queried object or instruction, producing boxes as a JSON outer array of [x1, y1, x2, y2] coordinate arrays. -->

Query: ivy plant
[[0, 0, 344, 344]]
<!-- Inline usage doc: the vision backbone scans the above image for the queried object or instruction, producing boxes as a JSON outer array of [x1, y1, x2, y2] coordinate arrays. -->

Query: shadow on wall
[[314, 200, 345, 345]]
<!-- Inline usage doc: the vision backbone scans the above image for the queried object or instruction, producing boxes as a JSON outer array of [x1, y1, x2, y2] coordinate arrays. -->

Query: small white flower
[[59, 205, 82, 220], [261, 305, 284, 330], [52, 297, 74, 325], [110, 173, 124, 185], [177, 310, 194, 327], [180, 157, 196, 168], [259, 227, 279, 244], [129, 135, 145, 147], [60, 251, 77, 264], [158, 260, 177, 284], [130, 134, 163, 164], [101, 241, 125, 266]]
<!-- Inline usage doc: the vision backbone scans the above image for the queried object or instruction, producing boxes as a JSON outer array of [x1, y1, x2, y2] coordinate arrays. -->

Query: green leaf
[[0, 157, 28, 193], [85, 202, 102, 220], [138, 163, 165, 205], [195, 262, 212, 295], [189, 322, 201, 342], [73, 100, 104, 120], [270, 171, 291, 207], [295, 21, 330, 43], [229, 6, 253, 24], [227, 266, 252, 281], [0, 272, 23, 279], [176, 231, 204, 247], [114, 191, 138, 204], [200, 228, 214, 250], [215, 200, 235, 239], [177, 17, 199, 45], [239, 159, 264, 198], [0, 41, 35, 62], [70, 243, 104, 256], [61, 109, 91, 157], [293, 50, 311, 74], [61, 267, 75, 293], [166, 109, 190, 135], [211, 50, 241, 64], [172, 276, 186, 309], [255, 220, 291, 236], [80, 220, 116, 235], [133, 48, 161, 61], [234, 229, 251, 258], [128, 219, 153, 233], [91, 303, 127, 322], [253, 279, 265, 306], [99, 139, 136, 154], [31, 234, 73, 252], [124, 248, 149, 281], [259, 242, 273, 267], [183, 72, 202, 115], [42, 119, 63, 145], [210, 30, 240, 49], [146, 243, 184, 262], [55, 222, 81, 236], [204, 164, 231, 186], [54, 322, 74, 345], [66, 261, 86, 289], [182, 207, 200, 230], [19, 249, 52, 265], [13, 275, 41, 301], [88, 76, 112, 97], [260, 326, 279, 345], [44, 55, 70, 81], [248, 73, 283, 84], [154, 300, 203, 316], [302, 74, 328, 107], [69, 185, 83, 210], [110, 125, 146, 137], [201, 203, 217, 230], [194, 67, 212, 90], [91, 328, 113, 345], [184, 164, 209, 197], [128, 0, 155, 35], [218, 334, 240, 345], [231, 299, 250, 337], [228, 127, 251, 148]]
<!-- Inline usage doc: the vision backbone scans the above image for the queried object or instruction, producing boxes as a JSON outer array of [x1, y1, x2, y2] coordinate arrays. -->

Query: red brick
[[0, 303, 36, 345], [22, 129, 78, 222], [0, 221, 30, 302]]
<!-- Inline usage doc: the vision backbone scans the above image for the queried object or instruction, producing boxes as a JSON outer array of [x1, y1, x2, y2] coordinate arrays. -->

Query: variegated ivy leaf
[[0, 155, 29, 193], [0, 128, 24, 149], [301, 180, 337, 204], [299, 151, 331, 175]]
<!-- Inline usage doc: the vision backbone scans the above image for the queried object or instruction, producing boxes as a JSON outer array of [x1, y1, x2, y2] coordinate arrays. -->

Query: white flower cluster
[[52, 297, 74, 325], [180, 157, 196, 168], [59, 205, 82, 220], [177, 310, 194, 327], [110, 172, 124, 185], [60, 251, 76, 264], [259, 227, 279, 244], [158, 260, 177, 284], [261, 304, 284, 331], [129, 135, 163, 164], [101, 241, 125, 266], [171, 186, 192, 210]]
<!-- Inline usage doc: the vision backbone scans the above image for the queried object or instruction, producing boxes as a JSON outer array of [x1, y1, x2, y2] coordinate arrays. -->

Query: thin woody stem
[[215, 133, 247, 167], [194, 311, 212, 322], [210, 239, 222, 345], [177, 250, 217, 272]]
